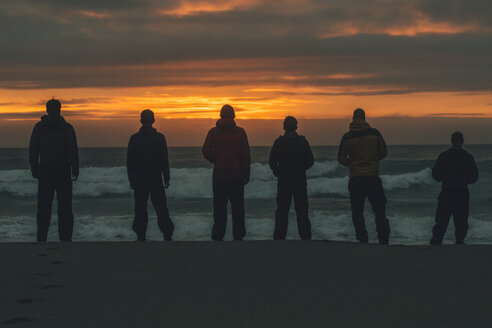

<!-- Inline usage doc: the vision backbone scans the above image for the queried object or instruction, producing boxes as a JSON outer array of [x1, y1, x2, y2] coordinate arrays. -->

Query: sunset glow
[[1, 0, 491, 146]]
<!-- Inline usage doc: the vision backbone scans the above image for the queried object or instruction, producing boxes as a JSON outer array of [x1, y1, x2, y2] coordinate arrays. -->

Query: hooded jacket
[[202, 118, 250, 182], [338, 118, 387, 177], [432, 147, 478, 190], [29, 115, 79, 178], [127, 127, 170, 187], [269, 132, 314, 182]]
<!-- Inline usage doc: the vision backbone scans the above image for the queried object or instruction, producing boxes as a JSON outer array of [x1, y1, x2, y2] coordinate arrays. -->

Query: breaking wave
[[0, 161, 432, 198], [1, 212, 490, 244]]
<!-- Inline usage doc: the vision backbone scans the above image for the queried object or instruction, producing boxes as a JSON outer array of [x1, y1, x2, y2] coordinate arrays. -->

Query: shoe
[[164, 236, 173, 241], [379, 240, 389, 245], [455, 240, 465, 245], [136, 236, 146, 242]]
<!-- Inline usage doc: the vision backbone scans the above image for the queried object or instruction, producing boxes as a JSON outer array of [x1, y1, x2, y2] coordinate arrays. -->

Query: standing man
[[338, 108, 390, 244], [430, 132, 478, 245], [202, 104, 250, 241], [269, 116, 314, 240], [127, 109, 175, 241], [29, 98, 79, 242]]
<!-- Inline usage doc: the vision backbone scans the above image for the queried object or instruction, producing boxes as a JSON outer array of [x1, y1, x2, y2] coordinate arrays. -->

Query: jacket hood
[[349, 118, 370, 133], [139, 126, 157, 135], [40, 114, 66, 129], [216, 118, 236, 129]]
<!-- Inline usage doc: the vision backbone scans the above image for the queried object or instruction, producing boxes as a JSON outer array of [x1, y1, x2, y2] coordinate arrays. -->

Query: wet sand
[[0, 241, 491, 327]]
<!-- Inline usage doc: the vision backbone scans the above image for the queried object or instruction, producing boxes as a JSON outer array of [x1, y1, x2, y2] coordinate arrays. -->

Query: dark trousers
[[133, 183, 174, 240], [432, 189, 469, 243], [348, 176, 390, 244], [274, 180, 311, 240], [37, 174, 74, 242], [212, 180, 246, 241]]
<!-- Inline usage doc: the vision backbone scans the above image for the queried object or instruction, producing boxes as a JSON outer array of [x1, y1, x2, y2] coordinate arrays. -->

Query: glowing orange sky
[[1, 85, 492, 121]]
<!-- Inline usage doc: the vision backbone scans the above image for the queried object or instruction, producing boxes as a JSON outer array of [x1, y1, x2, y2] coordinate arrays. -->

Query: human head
[[451, 131, 464, 148], [46, 98, 61, 116], [140, 109, 155, 126], [353, 108, 365, 120], [220, 104, 235, 119], [283, 116, 298, 132]]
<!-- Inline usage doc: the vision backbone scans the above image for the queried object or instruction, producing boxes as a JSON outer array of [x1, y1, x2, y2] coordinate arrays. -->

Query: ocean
[[0, 145, 491, 244]]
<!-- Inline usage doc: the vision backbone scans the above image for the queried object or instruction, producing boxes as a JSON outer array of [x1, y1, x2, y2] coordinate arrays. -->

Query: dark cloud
[[0, 0, 491, 92], [0, 109, 98, 119], [427, 113, 488, 117], [33, 97, 114, 105]]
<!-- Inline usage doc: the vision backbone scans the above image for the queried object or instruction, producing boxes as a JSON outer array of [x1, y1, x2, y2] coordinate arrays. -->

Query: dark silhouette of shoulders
[[127, 127, 170, 185], [29, 115, 79, 177], [269, 133, 314, 179], [432, 147, 478, 188]]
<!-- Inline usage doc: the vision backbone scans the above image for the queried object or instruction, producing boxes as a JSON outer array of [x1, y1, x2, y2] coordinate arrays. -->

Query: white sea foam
[[1, 212, 491, 244], [0, 162, 432, 198]]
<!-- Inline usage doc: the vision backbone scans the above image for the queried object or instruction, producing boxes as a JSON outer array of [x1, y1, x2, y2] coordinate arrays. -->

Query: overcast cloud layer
[[1, 0, 491, 92]]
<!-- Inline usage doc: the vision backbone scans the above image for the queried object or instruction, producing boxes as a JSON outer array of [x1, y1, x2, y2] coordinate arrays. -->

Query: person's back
[[203, 114, 250, 182], [202, 104, 250, 241], [338, 116, 387, 177], [338, 108, 390, 244], [29, 99, 79, 242], [269, 131, 314, 183], [126, 109, 174, 241], [127, 126, 170, 187], [432, 147, 478, 190], [30, 112, 78, 177], [430, 132, 478, 245]]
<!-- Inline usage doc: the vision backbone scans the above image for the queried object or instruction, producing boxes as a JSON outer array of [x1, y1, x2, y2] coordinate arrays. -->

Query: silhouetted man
[[29, 99, 79, 242], [338, 108, 390, 244], [127, 109, 174, 241], [202, 104, 250, 241], [430, 132, 478, 245], [269, 116, 314, 240]]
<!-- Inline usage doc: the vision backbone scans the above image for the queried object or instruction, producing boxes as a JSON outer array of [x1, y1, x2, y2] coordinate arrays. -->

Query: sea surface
[[1, 145, 491, 244]]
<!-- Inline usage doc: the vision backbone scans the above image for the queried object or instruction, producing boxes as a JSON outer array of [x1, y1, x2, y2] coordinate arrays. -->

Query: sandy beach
[[0, 241, 492, 327], [1, 241, 491, 327]]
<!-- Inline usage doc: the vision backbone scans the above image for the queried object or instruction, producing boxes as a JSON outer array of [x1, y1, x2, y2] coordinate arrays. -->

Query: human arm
[[241, 130, 251, 184], [268, 139, 280, 177], [202, 129, 215, 163], [337, 137, 350, 167], [68, 125, 79, 181], [126, 136, 137, 189], [466, 154, 479, 184], [28, 125, 40, 179], [161, 135, 171, 188]]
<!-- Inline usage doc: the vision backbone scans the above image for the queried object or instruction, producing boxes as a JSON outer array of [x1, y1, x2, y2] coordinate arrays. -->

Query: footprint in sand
[[17, 298, 33, 304], [2, 317, 36, 325], [48, 261, 64, 265], [40, 285, 63, 290]]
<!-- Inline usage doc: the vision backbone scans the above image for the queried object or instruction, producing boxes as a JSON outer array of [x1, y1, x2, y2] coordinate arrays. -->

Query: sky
[[1, 0, 492, 146]]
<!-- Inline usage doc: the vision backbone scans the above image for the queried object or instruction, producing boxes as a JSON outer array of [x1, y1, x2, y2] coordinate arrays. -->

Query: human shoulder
[[155, 130, 166, 138], [340, 130, 354, 142], [367, 127, 382, 137], [235, 125, 246, 134]]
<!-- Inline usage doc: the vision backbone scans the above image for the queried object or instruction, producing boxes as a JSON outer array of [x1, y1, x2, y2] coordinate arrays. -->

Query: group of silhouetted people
[[28, 99, 479, 245]]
